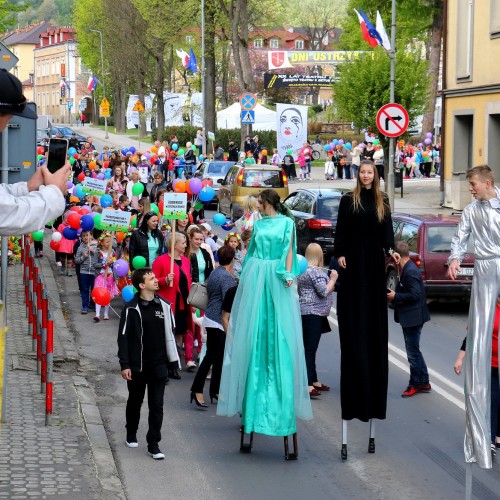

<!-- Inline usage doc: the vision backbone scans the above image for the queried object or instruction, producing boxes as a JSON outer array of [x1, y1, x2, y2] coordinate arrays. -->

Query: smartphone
[[47, 138, 68, 174]]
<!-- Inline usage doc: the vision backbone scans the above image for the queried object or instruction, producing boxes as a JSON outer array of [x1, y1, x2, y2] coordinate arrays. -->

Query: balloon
[[151, 146, 158, 153], [213, 213, 226, 226], [424, 138, 432, 145], [78, 173, 85, 182], [297, 254, 308, 275], [333, 139, 339, 145], [199, 155, 204, 161], [287, 149, 292, 155], [37, 146, 45, 155], [324, 144, 331, 151], [116, 232, 126, 244], [132, 183, 144, 196], [158, 201, 164, 215], [49, 240, 60, 251], [40, 159, 46, 165], [188, 177, 202, 195], [67, 212, 82, 229], [199, 186, 215, 202], [75, 185, 85, 199], [89, 161, 97, 170], [178, 148, 185, 156], [418, 142, 423, 148], [201, 179, 213, 188], [174, 181, 186, 193], [192, 145, 197, 151], [121, 148, 129, 156], [172, 143, 178, 151], [129, 146, 136, 154], [91, 287, 112, 307], [80, 214, 94, 231], [31, 230, 44, 242], [150, 203, 159, 215], [68, 147, 77, 156], [67, 181, 74, 190], [345, 142, 352, 150], [93, 213, 102, 230], [426, 132, 433, 139], [52, 231, 63, 242], [100, 194, 113, 208], [130, 216, 137, 228], [150, 155, 159, 165], [113, 259, 130, 277], [97, 173, 105, 180], [62, 227, 78, 240], [121, 285, 135, 303], [338, 139, 344, 145], [261, 149, 268, 156], [132, 256, 147, 269], [373, 139, 380, 146], [73, 153, 79, 159]]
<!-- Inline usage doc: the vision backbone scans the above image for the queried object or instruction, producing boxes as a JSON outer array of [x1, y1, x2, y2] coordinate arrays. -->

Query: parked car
[[386, 213, 475, 300], [36, 128, 51, 152], [217, 165, 289, 220], [51, 127, 87, 148], [283, 188, 347, 257], [194, 160, 236, 205]]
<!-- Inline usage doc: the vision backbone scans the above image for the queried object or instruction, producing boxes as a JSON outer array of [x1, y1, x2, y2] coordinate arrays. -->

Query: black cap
[[0, 69, 37, 119]]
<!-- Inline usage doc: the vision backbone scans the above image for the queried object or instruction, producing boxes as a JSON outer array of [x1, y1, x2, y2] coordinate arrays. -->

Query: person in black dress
[[333, 159, 400, 457]]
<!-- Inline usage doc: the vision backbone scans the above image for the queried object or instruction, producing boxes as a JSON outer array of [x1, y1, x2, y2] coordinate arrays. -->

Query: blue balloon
[[213, 213, 226, 226], [172, 143, 178, 151], [68, 147, 77, 156], [39, 159, 45, 165], [104, 171, 112, 179], [324, 144, 331, 151], [199, 186, 215, 202], [122, 285, 135, 303], [345, 142, 352, 150], [199, 155, 204, 161], [98, 153, 104, 160], [296, 254, 308, 275], [75, 185, 85, 199], [100, 194, 113, 208], [62, 227, 78, 240], [129, 146, 136, 154], [333, 139, 339, 146], [80, 214, 94, 231]]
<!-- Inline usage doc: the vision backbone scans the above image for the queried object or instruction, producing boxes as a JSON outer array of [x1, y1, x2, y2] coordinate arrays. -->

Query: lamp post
[[89, 28, 108, 139]]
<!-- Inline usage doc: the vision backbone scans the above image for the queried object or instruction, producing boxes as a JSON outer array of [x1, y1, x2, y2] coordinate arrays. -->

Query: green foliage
[[334, 48, 429, 137], [0, 0, 28, 32]]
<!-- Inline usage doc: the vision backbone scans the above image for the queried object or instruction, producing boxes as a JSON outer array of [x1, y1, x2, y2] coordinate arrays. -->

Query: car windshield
[[317, 198, 341, 219], [207, 162, 233, 176], [58, 127, 73, 135], [242, 169, 283, 188], [426, 225, 474, 253]]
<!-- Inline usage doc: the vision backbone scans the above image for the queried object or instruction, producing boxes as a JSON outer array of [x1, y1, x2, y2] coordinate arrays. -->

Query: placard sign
[[163, 193, 188, 220], [82, 177, 107, 195], [100, 210, 132, 232]]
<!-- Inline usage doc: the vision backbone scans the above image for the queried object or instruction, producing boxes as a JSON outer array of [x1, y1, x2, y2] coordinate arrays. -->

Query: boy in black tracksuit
[[117, 268, 179, 459]]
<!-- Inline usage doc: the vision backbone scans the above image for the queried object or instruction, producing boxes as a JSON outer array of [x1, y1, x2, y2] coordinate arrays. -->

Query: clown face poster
[[276, 103, 308, 159]]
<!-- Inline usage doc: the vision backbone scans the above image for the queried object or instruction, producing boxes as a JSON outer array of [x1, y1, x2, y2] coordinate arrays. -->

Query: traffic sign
[[376, 103, 409, 138], [241, 110, 255, 125], [101, 97, 110, 106], [133, 100, 145, 112], [239, 93, 257, 111], [0, 40, 18, 71], [100, 98, 110, 117], [68, 102, 73, 109]]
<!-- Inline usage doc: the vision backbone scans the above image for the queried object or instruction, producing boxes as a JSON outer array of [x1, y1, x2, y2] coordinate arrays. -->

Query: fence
[[21, 235, 54, 426]]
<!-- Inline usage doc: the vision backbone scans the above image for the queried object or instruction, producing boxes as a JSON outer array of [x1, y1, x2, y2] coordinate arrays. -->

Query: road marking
[[328, 308, 465, 410]]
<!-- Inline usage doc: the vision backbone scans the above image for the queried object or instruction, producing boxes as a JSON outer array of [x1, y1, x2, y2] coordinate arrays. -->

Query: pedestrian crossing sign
[[133, 100, 145, 112], [241, 110, 255, 124]]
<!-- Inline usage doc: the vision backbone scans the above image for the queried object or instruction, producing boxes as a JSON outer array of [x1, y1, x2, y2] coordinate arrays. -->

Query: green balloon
[[287, 149, 293, 155], [191, 145, 197, 151], [37, 154, 44, 161], [150, 203, 159, 215], [94, 213, 102, 230], [373, 139, 380, 146], [178, 148, 185, 156], [69, 156, 76, 165], [130, 217, 137, 228], [132, 183, 144, 196], [132, 256, 147, 269], [31, 230, 44, 242]]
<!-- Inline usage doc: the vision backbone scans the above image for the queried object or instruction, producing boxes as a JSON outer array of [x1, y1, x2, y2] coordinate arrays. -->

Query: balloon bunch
[[170, 177, 216, 208], [424, 132, 433, 146]]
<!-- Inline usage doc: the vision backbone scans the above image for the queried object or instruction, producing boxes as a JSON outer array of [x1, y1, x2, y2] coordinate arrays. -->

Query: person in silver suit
[[448, 165, 500, 469]]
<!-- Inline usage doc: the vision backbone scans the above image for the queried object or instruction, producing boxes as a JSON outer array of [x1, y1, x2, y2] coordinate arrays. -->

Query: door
[[218, 166, 238, 215]]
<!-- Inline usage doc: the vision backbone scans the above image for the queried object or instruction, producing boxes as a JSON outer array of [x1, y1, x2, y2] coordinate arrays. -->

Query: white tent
[[217, 102, 277, 131]]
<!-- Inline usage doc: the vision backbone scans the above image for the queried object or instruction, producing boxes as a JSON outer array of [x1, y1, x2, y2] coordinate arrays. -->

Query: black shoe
[[190, 391, 208, 409], [148, 445, 165, 460], [126, 434, 138, 448], [168, 368, 181, 380]]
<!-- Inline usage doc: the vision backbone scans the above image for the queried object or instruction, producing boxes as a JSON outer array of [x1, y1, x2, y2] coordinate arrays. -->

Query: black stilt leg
[[341, 444, 348, 461], [341, 420, 348, 461], [240, 425, 253, 453], [368, 437, 375, 453], [284, 433, 298, 460]]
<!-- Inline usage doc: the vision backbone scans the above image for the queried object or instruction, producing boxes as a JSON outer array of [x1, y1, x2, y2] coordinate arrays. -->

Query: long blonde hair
[[351, 160, 388, 223], [305, 243, 324, 268]]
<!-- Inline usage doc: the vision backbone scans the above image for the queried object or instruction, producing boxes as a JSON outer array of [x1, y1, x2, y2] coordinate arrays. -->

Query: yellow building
[[443, 0, 500, 209]]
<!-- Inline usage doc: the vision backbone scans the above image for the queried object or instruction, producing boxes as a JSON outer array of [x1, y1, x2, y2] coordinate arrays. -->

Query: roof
[[252, 29, 306, 41], [2, 21, 55, 45]]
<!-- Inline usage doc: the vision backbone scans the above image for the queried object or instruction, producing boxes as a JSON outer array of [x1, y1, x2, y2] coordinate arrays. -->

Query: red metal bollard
[[36, 275, 43, 374], [45, 311, 54, 426], [31, 259, 38, 353], [41, 288, 48, 393]]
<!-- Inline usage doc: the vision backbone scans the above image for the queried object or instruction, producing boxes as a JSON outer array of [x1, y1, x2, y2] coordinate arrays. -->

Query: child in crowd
[[74, 231, 99, 314], [240, 229, 252, 260], [297, 150, 307, 181], [56, 212, 77, 276], [93, 232, 119, 322], [271, 148, 280, 166], [281, 151, 296, 180], [325, 150, 336, 180], [117, 194, 131, 212], [224, 232, 243, 276]]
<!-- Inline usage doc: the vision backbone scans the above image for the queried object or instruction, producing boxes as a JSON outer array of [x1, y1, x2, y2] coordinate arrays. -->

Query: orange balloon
[[132, 155, 139, 163], [116, 231, 126, 243], [186, 179, 194, 195], [89, 161, 97, 170], [151, 146, 158, 153], [174, 181, 186, 193], [262, 149, 268, 156]]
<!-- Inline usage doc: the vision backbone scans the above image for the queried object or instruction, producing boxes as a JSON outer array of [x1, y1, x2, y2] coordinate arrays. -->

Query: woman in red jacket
[[152, 231, 195, 378]]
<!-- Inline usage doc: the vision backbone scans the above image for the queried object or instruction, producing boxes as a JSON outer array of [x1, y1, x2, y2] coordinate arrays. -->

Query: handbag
[[187, 282, 208, 310]]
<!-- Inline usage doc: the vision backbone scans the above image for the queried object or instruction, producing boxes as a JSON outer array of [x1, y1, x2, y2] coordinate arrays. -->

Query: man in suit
[[387, 241, 431, 398]]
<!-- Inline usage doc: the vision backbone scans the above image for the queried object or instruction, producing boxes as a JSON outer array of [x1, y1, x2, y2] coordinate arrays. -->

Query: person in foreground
[[448, 164, 500, 469], [217, 189, 312, 460], [117, 268, 180, 460], [387, 241, 431, 398], [0, 69, 69, 235]]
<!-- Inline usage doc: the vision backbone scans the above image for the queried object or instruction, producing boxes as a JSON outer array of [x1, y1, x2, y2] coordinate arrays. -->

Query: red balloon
[[67, 212, 81, 229], [150, 155, 158, 165], [73, 153, 80, 160], [69, 206, 80, 212], [117, 276, 128, 291], [103, 161, 110, 168], [91, 287, 111, 306], [78, 173, 85, 181], [201, 179, 213, 187], [158, 201, 164, 215], [49, 240, 60, 251], [37, 146, 45, 155], [78, 208, 88, 215]]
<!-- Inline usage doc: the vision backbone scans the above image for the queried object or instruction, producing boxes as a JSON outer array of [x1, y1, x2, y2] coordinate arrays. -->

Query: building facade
[[443, 0, 500, 209]]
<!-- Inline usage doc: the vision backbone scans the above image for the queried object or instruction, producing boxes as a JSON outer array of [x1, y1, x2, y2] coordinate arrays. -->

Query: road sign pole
[[387, 0, 396, 211]]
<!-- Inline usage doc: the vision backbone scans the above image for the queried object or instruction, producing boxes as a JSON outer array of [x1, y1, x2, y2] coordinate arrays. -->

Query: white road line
[[328, 308, 465, 411]]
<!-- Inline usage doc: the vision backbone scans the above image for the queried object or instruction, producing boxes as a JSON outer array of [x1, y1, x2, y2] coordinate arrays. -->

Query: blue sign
[[241, 110, 255, 124], [239, 93, 257, 111], [67, 102, 73, 109]]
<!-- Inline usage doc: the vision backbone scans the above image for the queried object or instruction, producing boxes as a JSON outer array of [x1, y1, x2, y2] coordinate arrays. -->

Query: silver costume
[[449, 187, 500, 469]]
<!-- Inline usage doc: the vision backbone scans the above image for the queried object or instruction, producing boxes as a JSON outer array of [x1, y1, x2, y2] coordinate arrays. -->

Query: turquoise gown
[[217, 215, 313, 436]]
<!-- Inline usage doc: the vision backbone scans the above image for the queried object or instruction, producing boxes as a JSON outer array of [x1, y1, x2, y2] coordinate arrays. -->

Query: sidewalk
[[0, 254, 125, 499]]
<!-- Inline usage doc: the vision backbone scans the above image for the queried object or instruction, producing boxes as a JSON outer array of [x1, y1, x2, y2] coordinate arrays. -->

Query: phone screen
[[47, 138, 68, 174]]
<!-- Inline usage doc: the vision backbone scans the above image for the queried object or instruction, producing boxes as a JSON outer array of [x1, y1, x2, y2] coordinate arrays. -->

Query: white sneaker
[[56, 261, 62, 267], [148, 448, 165, 460], [186, 361, 197, 371]]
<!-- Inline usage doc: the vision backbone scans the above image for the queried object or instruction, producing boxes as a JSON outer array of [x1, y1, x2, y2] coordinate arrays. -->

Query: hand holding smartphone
[[47, 138, 69, 174]]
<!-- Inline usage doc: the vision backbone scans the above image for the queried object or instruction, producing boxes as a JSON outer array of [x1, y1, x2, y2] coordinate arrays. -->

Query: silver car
[[194, 160, 236, 204]]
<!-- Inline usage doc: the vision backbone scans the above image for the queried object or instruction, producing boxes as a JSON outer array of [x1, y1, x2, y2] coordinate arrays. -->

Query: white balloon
[[52, 232, 62, 242]]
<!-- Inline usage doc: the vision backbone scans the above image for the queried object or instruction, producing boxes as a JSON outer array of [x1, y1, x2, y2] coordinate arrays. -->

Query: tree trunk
[[205, 0, 217, 147], [113, 80, 126, 133], [166, 45, 173, 92], [220, 44, 230, 109], [421, 0, 443, 139], [155, 42, 166, 139]]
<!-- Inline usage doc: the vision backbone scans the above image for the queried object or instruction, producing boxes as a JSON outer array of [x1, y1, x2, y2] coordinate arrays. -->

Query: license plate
[[458, 267, 474, 276]]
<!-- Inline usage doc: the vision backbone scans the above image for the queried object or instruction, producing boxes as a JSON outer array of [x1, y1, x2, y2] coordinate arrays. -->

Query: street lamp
[[88, 29, 108, 139]]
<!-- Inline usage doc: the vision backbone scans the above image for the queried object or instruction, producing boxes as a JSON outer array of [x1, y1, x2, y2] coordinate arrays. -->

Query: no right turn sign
[[376, 103, 409, 138]]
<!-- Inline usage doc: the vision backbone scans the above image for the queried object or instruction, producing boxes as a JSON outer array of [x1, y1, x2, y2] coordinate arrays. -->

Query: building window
[[253, 38, 263, 48], [311, 39, 320, 49], [491, 0, 500, 38], [452, 112, 474, 173], [295, 39, 304, 49], [487, 114, 500, 179], [186, 35, 193, 43], [456, 0, 473, 81], [269, 38, 279, 49]]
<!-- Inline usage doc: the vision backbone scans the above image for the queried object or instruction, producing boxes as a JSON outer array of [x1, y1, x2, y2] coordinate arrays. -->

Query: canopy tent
[[217, 102, 277, 131]]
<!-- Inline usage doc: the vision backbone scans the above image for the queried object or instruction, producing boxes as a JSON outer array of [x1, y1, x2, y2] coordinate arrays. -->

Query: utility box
[[0, 103, 37, 184]]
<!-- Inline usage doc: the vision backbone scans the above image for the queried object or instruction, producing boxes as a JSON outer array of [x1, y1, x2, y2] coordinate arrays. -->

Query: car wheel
[[312, 150, 320, 160], [386, 269, 397, 291]]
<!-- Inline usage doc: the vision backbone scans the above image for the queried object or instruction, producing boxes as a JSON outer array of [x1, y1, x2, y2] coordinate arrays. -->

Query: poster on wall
[[276, 103, 308, 160], [164, 93, 187, 126]]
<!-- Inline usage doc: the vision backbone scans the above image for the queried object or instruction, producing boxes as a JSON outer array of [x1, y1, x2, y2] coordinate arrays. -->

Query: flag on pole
[[60, 79, 71, 92], [354, 8, 383, 48], [376, 11, 391, 51], [87, 75, 99, 91], [186, 47, 197, 73], [176, 49, 189, 68]]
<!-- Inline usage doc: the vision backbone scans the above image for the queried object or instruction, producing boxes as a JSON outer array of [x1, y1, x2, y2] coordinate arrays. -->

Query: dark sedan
[[51, 127, 87, 148], [283, 188, 346, 257]]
